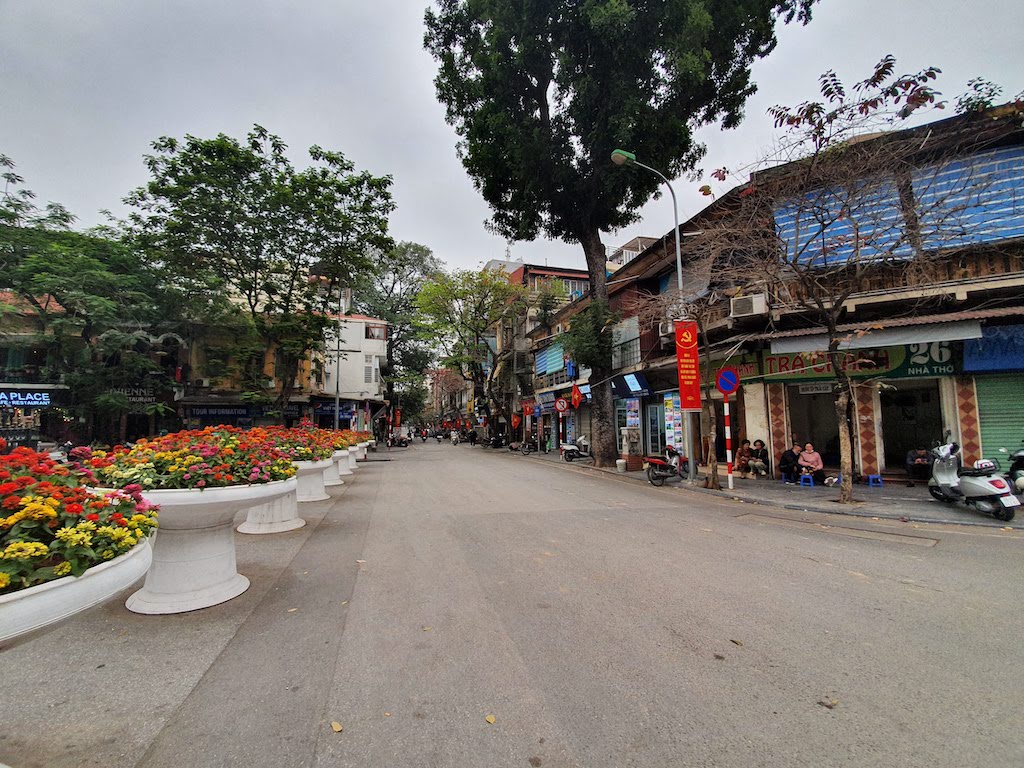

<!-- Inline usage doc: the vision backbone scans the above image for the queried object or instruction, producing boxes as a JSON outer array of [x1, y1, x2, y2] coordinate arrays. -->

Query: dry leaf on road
[[330, 721, 344, 732], [485, 715, 496, 724]]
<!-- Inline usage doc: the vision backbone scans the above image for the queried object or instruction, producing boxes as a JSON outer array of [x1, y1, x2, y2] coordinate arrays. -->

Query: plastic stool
[[866, 474, 883, 487], [799, 475, 815, 487]]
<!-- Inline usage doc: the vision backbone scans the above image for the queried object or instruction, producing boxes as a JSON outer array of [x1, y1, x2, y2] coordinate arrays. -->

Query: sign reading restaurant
[[0, 390, 52, 408]]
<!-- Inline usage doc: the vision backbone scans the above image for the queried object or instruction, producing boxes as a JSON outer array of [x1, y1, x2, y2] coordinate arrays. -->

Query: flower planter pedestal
[[356, 441, 369, 460], [334, 449, 353, 477], [127, 480, 294, 615], [294, 459, 333, 502], [347, 450, 359, 471], [322, 457, 344, 487], [1, 539, 153, 651], [236, 478, 302, 535]]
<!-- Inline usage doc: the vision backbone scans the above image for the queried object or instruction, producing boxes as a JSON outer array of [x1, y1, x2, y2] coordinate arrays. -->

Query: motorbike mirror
[[950, 442, 960, 454], [999, 447, 1008, 453]]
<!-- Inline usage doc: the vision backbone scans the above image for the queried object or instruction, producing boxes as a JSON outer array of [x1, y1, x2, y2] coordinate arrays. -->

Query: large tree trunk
[[828, 347, 857, 504], [579, 228, 617, 467]]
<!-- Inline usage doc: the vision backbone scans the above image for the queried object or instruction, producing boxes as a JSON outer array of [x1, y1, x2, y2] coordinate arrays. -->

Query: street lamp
[[611, 148, 696, 482]]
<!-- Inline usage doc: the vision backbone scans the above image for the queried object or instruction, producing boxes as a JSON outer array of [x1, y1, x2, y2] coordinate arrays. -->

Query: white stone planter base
[[237, 488, 305, 535], [295, 459, 332, 502], [128, 479, 295, 615], [355, 442, 369, 460], [322, 459, 344, 487], [347, 450, 359, 471], [336, 449, 354, 476], [0, 538, 153, 651]]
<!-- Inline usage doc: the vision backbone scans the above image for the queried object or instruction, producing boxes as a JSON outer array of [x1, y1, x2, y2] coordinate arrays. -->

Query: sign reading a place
[[0, 390, 52, 408], [674, 320, 702, 412]]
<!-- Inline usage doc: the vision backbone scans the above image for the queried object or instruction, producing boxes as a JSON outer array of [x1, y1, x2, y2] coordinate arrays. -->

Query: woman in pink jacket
[[797, 442, 826, 485]]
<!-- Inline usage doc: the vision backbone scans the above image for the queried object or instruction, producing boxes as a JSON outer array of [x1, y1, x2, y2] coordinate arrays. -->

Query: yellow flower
[[44, 497, 61, 508], [2, 541, 49, 559], [76, 521, 97, 532], [54, 561, 72, 576], [0, 572, 9, 588], [101, 549, 115, 560], [54, 527, 92, 547], [22, 502, 57, 521]]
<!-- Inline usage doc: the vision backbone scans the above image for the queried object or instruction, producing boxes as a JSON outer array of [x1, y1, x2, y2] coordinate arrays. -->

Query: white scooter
[[929, 440, 1019, 521], [560, 434, 591, 462]]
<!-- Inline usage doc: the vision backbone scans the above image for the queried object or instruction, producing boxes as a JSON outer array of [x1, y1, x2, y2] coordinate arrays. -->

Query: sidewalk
[[511, 446, 1023, 529]]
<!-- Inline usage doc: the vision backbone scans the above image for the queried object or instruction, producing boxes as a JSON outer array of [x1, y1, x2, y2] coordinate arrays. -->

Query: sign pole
[[724, 394, 734, 490]]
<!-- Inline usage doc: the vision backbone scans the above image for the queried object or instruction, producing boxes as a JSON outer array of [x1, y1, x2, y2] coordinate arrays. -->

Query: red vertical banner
[[511, 413, 521, 429], [394, 409, 402, 429], [674, 320, 702, 412]]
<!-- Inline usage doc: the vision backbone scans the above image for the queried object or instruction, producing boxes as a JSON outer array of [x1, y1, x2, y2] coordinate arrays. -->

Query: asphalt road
[[2, 441, 1022, 768]]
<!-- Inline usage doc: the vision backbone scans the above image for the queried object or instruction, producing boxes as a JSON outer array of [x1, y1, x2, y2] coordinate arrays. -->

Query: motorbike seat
[[958, 467, 995, 478]]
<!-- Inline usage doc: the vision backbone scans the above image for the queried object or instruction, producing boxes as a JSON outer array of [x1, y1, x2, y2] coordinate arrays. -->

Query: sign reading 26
[[908, 341, 952, 365]]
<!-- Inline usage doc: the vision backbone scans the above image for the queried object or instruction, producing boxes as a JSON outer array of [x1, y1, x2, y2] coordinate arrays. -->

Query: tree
[[690, 57, 1019, 502], [416, 267, 529, 433], [125, 126, 395, 420], [1, 157, 192, 442], [351, 242, 442, 408], [424, 0, 817, 465]]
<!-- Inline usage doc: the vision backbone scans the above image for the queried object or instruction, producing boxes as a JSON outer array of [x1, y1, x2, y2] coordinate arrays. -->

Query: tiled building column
[[955, 376, 982, 465], [854, 384, 879, 476], [767, 382, 787, 470]]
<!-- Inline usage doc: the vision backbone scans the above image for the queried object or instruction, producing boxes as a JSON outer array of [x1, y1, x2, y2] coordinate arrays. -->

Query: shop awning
[[769, 320, 983, 353]]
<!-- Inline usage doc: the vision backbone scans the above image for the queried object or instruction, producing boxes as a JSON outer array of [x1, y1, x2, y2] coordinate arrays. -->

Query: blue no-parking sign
[[715, 367, 741, 396]]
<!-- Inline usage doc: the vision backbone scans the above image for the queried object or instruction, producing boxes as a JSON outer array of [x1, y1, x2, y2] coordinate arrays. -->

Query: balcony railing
[[612, 338, 641, 370]]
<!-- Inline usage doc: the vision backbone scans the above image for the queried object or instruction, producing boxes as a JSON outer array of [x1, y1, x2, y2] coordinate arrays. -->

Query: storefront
[[0, 387, 70, 450], [965, 324, 1024, 463], [761, 340, 965, 473]]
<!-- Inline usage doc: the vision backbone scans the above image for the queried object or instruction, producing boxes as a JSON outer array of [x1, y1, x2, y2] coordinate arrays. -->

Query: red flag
[[571, 383, 583, 409], [511, 413, 522, 429]]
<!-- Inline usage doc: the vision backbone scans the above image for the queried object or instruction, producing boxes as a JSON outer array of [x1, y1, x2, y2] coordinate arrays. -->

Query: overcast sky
[[2, 1, 1022, 272]]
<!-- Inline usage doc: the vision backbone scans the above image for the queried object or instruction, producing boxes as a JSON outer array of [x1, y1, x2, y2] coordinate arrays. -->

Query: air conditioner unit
[[194, 378, 212, 388], [658, 321, 675, 339], [729, 293, 768, 318]]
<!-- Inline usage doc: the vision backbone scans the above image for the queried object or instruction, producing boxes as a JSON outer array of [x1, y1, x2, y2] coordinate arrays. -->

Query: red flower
[[66, 503, 84, 515], [3, 495, 22, 510], [86, 513, 100, 522]]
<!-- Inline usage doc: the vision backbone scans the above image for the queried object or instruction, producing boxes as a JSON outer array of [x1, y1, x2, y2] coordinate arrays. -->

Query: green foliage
[[352, 241, 441, 397], [124, 125, 395, 417], [416, 266, 529, 396], [424, 0, 816, 249], [560, 301, 618, 371]]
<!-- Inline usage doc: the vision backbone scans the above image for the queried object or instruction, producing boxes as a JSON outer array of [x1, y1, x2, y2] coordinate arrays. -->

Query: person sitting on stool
[[748, 439, 770, 478], [797, 442, 826, 485], [778, 442, 802, 484], [905, 446, 930, 487]]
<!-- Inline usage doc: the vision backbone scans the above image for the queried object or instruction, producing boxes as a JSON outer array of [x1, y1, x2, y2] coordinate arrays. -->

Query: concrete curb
[[514, 451, 1023, 530]]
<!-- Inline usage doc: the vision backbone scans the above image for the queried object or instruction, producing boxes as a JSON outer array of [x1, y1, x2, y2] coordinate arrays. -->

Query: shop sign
[[625, 397, 641, 428], [703, 356, 759, 385], [762, 342, 960, 381], [109, 386, 156, 404], [797, 382, 833, 395], [190, 406, 250, 417], [674, 321, 702, 412], [0, 390, 52, 408], [964, 324, 1024, 372]]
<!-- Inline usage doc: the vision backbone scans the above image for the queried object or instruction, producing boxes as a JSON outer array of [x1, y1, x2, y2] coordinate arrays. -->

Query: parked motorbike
[[644, 445, 690, 486], [929, 440, 1019, 521], [420, 431, 428, 443], [559, 434, 592, 462], [450, 431, 460, 446], [490, 434, 506, 449], [998, 441, 1024, 494], [435, 432, 443, 443], [387, 434, 410, 448]]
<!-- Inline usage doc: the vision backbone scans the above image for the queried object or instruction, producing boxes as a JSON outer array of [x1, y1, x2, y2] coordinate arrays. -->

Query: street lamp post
[[611, 148, 696, 482], [333, 289, 343, 431]]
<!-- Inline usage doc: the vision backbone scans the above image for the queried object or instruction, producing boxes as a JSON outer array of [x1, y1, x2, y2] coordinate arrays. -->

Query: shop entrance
[[786, 384, 840, 466], [880, 379, 943, 470]]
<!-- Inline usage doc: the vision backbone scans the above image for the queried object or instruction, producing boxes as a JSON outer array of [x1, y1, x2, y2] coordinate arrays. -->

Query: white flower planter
[[356, 441, 369, 460], [236, 478, 302, 535], [322, 456, 344, 487], [1, 538, 153, 651], [347, 449, 359, 471], [334, 448, 353, 477], [127, 480, 294, 615], [294, 459, 333, 502]]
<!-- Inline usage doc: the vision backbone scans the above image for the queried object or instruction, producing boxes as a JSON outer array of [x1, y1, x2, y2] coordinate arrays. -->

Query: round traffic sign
[[554, 397, 569, 413], [715, 366, 741, 396]]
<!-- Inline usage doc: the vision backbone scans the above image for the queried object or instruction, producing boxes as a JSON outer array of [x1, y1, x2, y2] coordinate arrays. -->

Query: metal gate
[[977, 374, 1024, 465]]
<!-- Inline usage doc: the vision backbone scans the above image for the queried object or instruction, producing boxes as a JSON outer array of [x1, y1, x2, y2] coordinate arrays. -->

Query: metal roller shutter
[[977, 375, 1024, 465]]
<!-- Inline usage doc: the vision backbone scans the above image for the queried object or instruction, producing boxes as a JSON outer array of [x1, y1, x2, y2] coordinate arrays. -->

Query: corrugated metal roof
[[752, 306, 1024, 340]]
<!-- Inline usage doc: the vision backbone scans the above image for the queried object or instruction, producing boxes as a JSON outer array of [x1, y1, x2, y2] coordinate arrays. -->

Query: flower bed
[[1, 442, 157, 596]]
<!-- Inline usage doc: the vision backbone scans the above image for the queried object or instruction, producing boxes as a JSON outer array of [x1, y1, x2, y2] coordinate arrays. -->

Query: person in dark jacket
[[748, 439, 771, 478], [778, 442, 802, 484]]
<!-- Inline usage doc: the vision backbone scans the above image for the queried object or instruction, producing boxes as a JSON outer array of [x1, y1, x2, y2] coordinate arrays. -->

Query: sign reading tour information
[[674, 320, 701, 412]]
